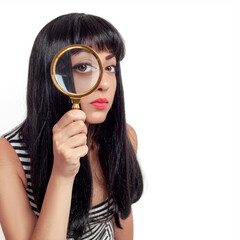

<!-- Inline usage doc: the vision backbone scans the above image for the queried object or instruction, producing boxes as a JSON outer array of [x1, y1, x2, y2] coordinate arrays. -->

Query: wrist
[[51, 167, 76, 186]]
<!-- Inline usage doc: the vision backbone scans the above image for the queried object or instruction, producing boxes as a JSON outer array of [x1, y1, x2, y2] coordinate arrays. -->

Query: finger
[[54, 110, 86, 131], [72, 145, 89, 159], [61, 120, 87, 139], [65, 134, 87, 149]]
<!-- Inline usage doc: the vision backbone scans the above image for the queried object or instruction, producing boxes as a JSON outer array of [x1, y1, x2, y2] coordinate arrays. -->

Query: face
[[79, 50, 117, 124]]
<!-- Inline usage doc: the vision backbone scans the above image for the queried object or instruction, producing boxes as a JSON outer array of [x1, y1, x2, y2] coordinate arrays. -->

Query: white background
[[0, 0, 240, 239]]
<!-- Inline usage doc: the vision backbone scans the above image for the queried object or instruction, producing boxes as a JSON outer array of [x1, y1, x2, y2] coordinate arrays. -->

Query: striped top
[[2, 126, 115, 240]]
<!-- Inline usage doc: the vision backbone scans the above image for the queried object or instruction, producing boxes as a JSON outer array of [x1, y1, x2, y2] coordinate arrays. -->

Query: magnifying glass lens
[[55, 49, 100, 94]]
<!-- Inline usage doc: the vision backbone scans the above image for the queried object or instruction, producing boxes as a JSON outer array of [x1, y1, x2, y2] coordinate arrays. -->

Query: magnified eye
[[105, 65, 116, 73], [72, 63, 96, 73]]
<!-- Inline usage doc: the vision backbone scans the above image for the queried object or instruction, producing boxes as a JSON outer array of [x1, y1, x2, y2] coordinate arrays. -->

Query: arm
[[30, 169, 75, 240], [0, 110, 88, 240], [0, 139, 75, 240], [113, 124, 138, 240], [0, 138, 38, 240], [126, 123, 138, 155], [114, 210, 134, 240]]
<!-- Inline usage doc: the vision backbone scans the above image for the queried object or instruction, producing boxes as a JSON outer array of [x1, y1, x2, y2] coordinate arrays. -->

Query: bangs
[[72, 14, 125, 61]]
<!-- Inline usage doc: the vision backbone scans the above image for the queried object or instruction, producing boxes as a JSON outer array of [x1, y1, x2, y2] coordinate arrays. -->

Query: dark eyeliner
[[72, 62, 93, 69]]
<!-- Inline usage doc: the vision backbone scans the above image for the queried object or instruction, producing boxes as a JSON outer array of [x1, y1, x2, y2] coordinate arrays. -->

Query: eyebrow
[[105, 54, 115, 60]]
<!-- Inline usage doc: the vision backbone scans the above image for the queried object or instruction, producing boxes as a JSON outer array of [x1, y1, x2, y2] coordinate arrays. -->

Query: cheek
[[110, 78, 117, 99], [79, 97, 90, 111], [79, 77, 117, 111]]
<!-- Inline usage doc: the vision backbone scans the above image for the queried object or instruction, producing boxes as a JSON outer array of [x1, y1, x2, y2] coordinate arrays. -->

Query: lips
[[91, 98, 108, 109]]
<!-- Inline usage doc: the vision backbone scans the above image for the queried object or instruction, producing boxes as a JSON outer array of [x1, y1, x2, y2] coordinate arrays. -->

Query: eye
[[72, 63, 95, 73], [105, 65, 116, 73]]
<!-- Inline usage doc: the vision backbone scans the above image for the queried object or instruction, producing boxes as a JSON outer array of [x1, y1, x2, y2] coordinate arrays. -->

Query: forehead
[[70, 50, 116, 66], [85, 42, 117, 61], [96, 51, 116, 62]]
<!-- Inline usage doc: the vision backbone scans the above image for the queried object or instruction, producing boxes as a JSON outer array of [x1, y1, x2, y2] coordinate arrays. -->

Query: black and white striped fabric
[[3, 126, 115, 240]]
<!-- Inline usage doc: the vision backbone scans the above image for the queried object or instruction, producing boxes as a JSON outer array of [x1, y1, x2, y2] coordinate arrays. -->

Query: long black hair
[[22, 13, 143, 238]]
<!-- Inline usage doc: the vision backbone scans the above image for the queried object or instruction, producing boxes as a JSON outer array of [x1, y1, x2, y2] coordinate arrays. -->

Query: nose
[[96, 72, 109, 92]]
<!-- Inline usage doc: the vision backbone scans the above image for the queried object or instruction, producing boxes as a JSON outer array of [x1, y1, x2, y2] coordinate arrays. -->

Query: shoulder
[[0, 137, 27, 188], [126, 124, 138, 155], [0, 138, 37, 239], [0, 137, 19, 165]]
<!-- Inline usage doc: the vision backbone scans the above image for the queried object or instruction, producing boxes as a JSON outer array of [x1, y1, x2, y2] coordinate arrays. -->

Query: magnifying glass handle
[[71, 98, 80, 110]]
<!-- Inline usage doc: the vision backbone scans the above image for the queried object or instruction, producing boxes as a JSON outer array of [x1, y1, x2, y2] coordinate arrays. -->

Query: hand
[[52, 109, 88, 179]]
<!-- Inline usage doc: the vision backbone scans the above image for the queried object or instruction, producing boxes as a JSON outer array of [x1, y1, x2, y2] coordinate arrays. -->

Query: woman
[[0, 13, 143, 239]]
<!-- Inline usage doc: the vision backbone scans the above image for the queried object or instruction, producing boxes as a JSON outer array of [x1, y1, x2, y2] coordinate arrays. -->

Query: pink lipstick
[[91, 98, 108, 109]]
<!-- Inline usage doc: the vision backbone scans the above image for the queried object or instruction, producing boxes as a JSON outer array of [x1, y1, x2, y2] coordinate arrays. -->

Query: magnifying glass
[[50, 44, 103, 109]]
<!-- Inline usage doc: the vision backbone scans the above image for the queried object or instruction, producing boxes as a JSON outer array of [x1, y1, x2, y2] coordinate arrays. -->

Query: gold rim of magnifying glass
[[50, 44, 103, 99]]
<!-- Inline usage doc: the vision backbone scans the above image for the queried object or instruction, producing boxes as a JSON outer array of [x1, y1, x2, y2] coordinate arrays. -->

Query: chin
[[86, 112, 108, 124]]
